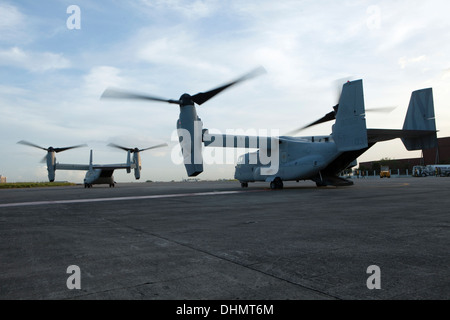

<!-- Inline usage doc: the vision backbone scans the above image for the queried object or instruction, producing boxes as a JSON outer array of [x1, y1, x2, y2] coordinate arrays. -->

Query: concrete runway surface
[[0, 177, 448, 300]]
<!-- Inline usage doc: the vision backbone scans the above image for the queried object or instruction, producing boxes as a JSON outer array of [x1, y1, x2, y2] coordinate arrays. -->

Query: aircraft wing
[[367, 129, 437, 144], [203, 131, 278, 149], [91, 163, 135, 170], [56, 163, 134, 171], [55, 163, 90, 171]]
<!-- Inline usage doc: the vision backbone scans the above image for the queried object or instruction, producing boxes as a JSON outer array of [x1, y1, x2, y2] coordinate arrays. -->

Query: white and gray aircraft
[[101, 68, 437, 189], [17, 141, 167, 187]]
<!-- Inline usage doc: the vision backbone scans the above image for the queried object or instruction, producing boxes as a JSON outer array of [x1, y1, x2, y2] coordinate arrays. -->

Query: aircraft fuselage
[[84, 169, 115, 188], [234, 135, 344, 186]]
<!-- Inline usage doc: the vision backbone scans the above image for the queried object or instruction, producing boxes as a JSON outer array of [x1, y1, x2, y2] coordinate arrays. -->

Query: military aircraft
[[17, 140, 167, 187], [107, 142, 168, 180], [101, 68, 437, 189]]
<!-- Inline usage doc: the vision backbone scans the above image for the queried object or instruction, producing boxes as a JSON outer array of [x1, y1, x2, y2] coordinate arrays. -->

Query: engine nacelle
[[133, 152, 141, 179], [46, 152, 56, 182], [177, 104, 203, 177], [126, 150, 131, 174]]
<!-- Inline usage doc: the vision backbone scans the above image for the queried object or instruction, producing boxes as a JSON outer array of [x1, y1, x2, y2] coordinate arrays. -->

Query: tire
[[274, 177, 283, 189]]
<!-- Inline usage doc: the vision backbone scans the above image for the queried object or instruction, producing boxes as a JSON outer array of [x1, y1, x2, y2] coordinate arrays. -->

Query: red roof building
[[359, 137, 450, 175]]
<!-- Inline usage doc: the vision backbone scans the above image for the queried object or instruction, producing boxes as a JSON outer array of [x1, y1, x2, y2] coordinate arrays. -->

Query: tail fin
[[332, 80, 368, 152], [401, 88, 437, 150]]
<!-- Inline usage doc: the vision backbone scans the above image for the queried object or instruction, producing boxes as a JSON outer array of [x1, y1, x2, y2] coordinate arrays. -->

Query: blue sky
[[1, 0, 450, 182]]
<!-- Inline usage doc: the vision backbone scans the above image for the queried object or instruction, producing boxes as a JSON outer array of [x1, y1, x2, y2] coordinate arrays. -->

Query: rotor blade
[[140, 143, 168, 152], [191, 66, 267, 105], [304, 111, 336, 128], [365, 106, 397, 113], [40, 156, 47, 163], [286, 103, 397, 136], [101, 88, 181, 104], [285, 111, 336, 136], [54, 144, 87, 153], [298, 105, 395, 132], [107, 143, 133, 152], [17, 140, 47, 151], [359, 106, 397, 117]]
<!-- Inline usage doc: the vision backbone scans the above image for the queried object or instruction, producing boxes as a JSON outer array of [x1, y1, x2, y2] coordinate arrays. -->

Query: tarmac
[[0, 177, 449, 300]]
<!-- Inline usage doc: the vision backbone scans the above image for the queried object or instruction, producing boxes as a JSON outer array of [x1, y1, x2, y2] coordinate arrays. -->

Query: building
[[0, 175, 6, 183], [359, 137, 450, 175], [423, 137, 450, 164]]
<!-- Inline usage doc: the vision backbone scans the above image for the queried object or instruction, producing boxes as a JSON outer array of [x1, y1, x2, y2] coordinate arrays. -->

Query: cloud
[[398, 55, 427, 69], [139, 0, 218, 19], [83, 66, 125, 96], [441, 68, 450, 80], [0, 3, 23, 27], [3, 1, 450, 183], [133, 28, 232, 77], [0, 47, 71, 72], [0, 3, 26, 42], [0, 84, 28, 96]]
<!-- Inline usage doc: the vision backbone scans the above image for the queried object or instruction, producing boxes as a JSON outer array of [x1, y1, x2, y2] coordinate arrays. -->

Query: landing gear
[[240, 182, 248, 188], [109, 183, 115, 188], [84, 183, 92, 188], [270, 177, 283, 190]]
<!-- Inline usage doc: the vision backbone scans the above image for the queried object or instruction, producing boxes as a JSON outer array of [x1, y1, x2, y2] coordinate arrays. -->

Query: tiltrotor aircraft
[[17, 140, 167, 187], [101, 67, 437, 189]]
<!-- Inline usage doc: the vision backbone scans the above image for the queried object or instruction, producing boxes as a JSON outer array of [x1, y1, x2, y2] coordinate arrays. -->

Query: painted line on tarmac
[[0, 190, 259, 208]]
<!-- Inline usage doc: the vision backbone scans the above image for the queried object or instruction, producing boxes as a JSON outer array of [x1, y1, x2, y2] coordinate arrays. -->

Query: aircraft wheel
[[241, 182, 248, 188], [270, 178, 283, 190], [275, 177, 283, 189]]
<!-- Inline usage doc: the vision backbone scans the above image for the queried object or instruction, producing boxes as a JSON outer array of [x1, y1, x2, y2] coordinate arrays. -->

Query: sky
[[1, 0, 450, 183]]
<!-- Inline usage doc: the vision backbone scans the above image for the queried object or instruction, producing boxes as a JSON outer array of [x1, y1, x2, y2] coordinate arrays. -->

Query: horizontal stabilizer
[[367, 129, 437, 144]]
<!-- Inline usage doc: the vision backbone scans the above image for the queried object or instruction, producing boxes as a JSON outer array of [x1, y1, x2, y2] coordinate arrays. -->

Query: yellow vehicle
[[380, 166, 390, 178]]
